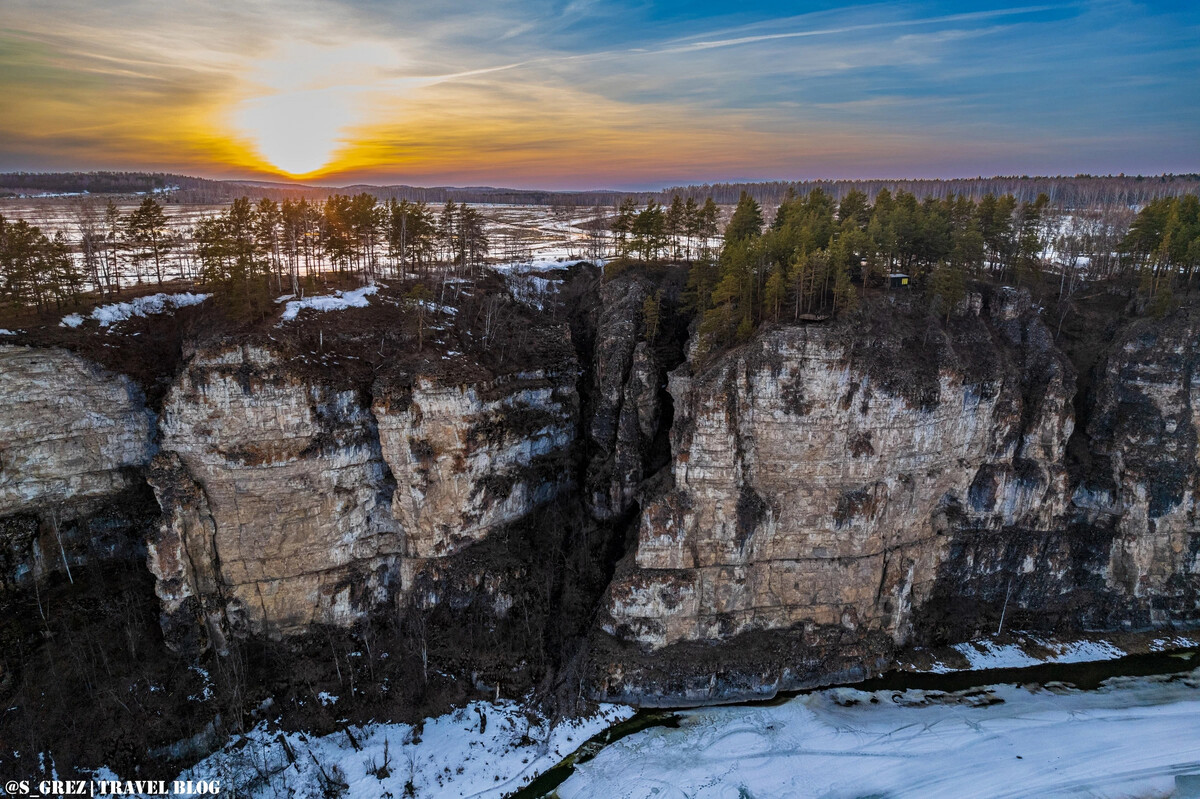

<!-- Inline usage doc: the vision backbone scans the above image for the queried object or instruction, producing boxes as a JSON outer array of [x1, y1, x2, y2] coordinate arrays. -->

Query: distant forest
[[654, 175, 1200, 208], [3, 171, 1198, 209]]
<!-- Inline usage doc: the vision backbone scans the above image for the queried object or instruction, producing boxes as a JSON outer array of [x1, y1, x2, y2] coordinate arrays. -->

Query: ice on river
[[559, 669, 1200, 799]]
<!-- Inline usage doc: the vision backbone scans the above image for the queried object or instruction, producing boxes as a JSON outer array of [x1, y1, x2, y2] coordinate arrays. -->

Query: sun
[[230, 41, 403, 177], [235, 88, 353, 177]]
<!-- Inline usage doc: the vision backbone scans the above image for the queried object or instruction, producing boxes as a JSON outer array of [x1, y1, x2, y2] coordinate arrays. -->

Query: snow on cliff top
[[491, 256, 602, 273], [277, 284, 378, 321], [60, 292, 210, 329]]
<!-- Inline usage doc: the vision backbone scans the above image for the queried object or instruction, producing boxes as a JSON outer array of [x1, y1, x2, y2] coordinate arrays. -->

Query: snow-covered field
[[151, 700, 634, 799], [0, 199, 610, 291], [559, 668, 1200, 799]]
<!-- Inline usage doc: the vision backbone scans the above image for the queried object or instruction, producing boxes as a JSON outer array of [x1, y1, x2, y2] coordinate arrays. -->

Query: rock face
[[0, 346, 154, 513], [0, 345, 156, 586], [150, 344, 403, 645], [586, 277, 662, 520], [603, 292, 1070, 649], [1077, 313, 1200, 624], [5, 276, 1199, 705], [376, 370, 576, 559], [146, 343, 579, 648], [594, 291, 1198, 703]]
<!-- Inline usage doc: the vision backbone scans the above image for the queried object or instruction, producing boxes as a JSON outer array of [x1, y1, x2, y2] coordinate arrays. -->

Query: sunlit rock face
[[595, 291, 1200, 702], [375, 371, 577, 560], [602, 291, 1076, 652], [6, 275, 1198, 702], [150, 344, 402, 646], [146, 341, 579, 649], [0, 345, 156, 586], [0, 345, 154, 512]]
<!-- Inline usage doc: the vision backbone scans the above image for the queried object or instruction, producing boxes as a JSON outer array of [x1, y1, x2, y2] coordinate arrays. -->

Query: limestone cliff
[[1078, 312, 1200, 624], [145, 340, 579, 649], [585, 277, 659, 520], [593, 291, 1199, 703], [0, 345, 155, 513], [0, 345, 156, 586], [376, 370, 576, 560], [150, 343, 402, 645], [4, 275, 1198, 711]]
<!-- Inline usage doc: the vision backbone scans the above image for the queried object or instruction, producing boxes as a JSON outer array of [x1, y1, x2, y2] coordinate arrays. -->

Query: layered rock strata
[[595, 291, 1199, 702], [0, 345, 156, 586], [145, 343, 579, 648]]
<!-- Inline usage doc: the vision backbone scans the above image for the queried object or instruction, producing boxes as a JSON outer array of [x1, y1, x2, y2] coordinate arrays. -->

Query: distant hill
[[2, 170, 1197, 208], [0, 171, 640, 206]]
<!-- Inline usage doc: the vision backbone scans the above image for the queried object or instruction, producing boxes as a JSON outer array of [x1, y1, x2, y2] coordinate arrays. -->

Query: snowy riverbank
[[152, 700, 633, 799]]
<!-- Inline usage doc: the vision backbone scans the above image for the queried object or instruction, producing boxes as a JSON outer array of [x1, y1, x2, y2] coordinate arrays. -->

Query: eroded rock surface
[[0, 345, 156, 586], [594, 292, 1199, 703], [376, 370, 576, 559], [586, 277, 663, 520], [144, 340, 580, 648], [0, 345, 154, 513], [5, 278, 1198, 705], [151, 344, 402, 641], [1080, 313, 1200, 623]]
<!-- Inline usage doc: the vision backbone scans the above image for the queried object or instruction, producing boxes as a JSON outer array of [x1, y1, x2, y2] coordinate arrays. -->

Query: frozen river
[[556, 666, 1200, 799]]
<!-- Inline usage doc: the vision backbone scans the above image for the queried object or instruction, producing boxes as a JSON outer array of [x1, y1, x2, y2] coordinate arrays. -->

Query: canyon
[[0, 265, 1197, 774]]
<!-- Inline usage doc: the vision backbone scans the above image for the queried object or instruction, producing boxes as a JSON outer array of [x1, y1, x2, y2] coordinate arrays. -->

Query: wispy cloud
[[0, 0, 1195, 187]]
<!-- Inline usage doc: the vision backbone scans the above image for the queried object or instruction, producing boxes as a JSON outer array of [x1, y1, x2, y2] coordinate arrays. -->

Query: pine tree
[[125, 197, 171, 285], [666, 195, 685, 259], [641, 290, 662, 342], [928, 261, 966, 321], [724, 191, 763, 245], [832, 256, 857, 316], [763, 262, 787, 322], [682, 197, 700, 262], [838, 189, 871, 229], [612, 197, 637, 258], [700, 198, 720, 259]]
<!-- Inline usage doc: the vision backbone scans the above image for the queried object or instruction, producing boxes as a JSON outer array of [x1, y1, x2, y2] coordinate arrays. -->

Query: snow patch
[[133, 700, 633, 799], [1152, 635, 1199, 652], [60, 292, 210, 329], [914, 635, 1130, 674], [492, 256, 601, 273], [951, 637, 1125, 671], [279, 285, 377, 321], [417, 299, 458, 316]]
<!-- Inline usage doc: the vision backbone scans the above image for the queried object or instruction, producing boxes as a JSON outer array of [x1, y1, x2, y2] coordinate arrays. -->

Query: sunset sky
[[1, 0, 1196, 189]]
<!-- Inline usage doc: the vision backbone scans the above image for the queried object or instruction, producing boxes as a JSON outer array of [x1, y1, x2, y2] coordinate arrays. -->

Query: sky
[[0, 0, 1196, 189]]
